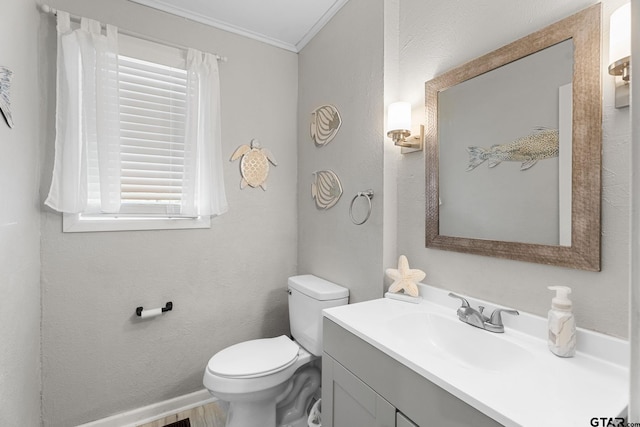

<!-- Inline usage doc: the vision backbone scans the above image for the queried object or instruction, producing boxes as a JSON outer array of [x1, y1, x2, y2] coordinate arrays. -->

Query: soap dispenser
[[547, 286, 576, 358]]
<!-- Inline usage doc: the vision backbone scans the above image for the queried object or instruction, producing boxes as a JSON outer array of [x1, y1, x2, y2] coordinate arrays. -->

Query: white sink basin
[[385, 311, 534, 371], [323, 284, 629, 427]]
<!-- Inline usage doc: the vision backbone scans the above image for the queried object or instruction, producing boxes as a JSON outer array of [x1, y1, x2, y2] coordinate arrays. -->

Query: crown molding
[[295, 0, 349, 52], [129, 0, 300, 52]]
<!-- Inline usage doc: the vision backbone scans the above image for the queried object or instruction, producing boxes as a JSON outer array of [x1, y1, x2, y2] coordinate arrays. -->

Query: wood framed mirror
[[425, 4, 601, 271]]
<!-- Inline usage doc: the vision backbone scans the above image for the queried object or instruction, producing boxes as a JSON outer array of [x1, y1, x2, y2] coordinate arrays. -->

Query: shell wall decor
[[0, 66, 14, 128], [310, 104, 341, 146], [230, 139, 277, 191], [311, 170, 343, 209]]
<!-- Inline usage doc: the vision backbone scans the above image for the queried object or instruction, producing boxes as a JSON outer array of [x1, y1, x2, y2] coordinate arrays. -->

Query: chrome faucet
[[448, 293, 519, 333]]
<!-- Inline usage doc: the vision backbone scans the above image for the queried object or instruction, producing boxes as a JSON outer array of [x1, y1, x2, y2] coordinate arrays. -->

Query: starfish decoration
[[385, 255, 425, 297]]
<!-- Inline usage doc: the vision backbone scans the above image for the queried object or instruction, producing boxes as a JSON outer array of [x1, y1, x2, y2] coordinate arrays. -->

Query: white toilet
[[203, 275, 349, 427]]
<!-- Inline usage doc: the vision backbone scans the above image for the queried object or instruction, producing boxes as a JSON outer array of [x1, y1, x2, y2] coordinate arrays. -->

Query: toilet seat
[[207, 335, 300, 379]]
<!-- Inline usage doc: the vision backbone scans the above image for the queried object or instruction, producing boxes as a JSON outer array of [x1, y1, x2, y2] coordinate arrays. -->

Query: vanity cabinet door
[[322, 354, 395, 427], [397, 411, 418, 427]]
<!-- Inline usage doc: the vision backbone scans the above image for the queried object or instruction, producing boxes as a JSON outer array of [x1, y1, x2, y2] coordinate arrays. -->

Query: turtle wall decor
[[230, 139, 277, 190]]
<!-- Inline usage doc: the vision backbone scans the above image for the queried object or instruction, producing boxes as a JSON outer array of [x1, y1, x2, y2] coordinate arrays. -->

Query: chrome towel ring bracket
[[349, 190, 374, 225]]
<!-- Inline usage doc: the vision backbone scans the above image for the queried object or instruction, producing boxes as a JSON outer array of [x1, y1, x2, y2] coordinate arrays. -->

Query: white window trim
[[63, 213, 211, 233]]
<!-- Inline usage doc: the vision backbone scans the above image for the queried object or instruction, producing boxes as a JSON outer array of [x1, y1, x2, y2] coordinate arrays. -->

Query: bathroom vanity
[[321, 285, 628, 427], [322, 318, 500, 426]]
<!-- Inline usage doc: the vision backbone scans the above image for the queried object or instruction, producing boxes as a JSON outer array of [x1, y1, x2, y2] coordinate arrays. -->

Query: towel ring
[[349, 190, 374, 225]]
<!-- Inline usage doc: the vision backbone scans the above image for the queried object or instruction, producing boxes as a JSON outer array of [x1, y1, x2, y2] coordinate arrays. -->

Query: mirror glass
[[425, 5, 601, 271], [438, 39, 573, 246]]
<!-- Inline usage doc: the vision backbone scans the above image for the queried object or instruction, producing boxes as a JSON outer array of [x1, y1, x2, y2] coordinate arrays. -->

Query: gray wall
[[395, 0, 630, 337], [0, 1, 42, 426], [297, 0, 385, 303], [39, 1, 298, 425]]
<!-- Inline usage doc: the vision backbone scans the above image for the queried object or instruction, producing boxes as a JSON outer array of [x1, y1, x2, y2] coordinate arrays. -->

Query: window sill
[[62, 213, 211, 232]]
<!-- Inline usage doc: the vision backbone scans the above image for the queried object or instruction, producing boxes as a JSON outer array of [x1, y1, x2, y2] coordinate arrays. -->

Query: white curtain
[[182, 48, 228, 217], [45, 12, 121, 214]]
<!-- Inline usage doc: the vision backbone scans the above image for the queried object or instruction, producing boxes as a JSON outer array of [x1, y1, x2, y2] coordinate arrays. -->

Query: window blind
[[118, 55, 188, 215]]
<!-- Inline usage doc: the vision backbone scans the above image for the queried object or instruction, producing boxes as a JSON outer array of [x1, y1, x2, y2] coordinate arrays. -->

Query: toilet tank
[[288, 275, 349, 356]]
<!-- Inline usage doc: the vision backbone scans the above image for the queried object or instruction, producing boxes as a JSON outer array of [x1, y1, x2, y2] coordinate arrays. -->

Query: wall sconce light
[[386, 101, 424, 153], [609, 2, 631, 108]]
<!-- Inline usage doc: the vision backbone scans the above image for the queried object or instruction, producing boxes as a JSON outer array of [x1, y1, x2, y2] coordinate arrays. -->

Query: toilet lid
[[207, 335, 300, 378]]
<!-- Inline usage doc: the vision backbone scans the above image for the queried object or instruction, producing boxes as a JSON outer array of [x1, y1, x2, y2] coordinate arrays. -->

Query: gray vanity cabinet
[[322, 318, 503, 427]]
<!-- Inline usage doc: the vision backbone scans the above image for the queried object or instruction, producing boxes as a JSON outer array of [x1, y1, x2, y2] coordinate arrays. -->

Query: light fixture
[[609, 2, 631, 108], [386, 101, 424, 153]]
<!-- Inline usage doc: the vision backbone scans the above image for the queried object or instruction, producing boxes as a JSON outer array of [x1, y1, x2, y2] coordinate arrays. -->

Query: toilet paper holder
[[136, 301, 173, 317]]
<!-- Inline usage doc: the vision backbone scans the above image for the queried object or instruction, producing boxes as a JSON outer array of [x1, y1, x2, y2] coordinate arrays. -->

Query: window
[[118, 55, 187, 215], [53, 27, 227, 232]]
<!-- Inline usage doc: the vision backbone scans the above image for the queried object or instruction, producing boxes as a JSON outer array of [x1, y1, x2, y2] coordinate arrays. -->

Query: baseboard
[[77, 389, 218, 427]]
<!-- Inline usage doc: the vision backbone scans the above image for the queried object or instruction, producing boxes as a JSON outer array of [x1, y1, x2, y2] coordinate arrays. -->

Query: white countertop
[[322, 284, 629, 427]]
